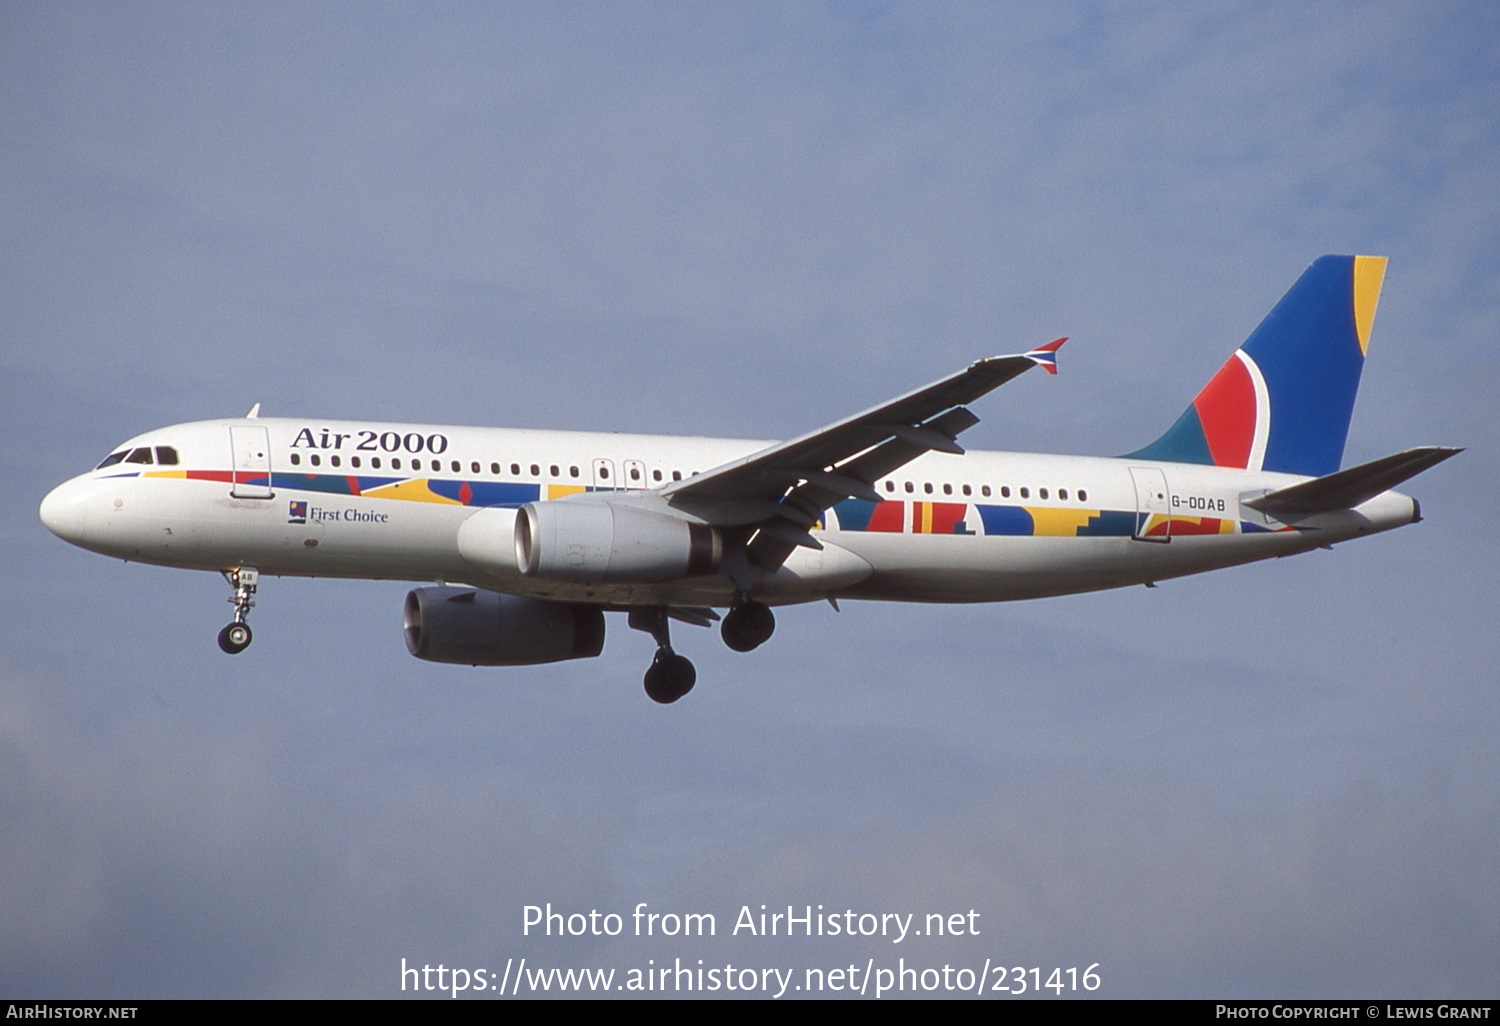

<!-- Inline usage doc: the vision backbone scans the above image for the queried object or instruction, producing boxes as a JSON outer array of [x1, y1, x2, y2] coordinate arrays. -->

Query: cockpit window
[[155, 446, 180, 465], [96, 450, 129, 469], [125, 447, 154, 465]]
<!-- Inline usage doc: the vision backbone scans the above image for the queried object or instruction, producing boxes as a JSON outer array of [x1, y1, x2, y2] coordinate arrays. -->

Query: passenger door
[[229, 426, 274, 499], [1129, 466, 1171, 542]]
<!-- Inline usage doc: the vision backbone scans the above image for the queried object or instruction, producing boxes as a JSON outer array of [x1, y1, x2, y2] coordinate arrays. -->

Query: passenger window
[[311, 454, 322, 467], [530, 464, 540, 477], [431, 459, 441, 472], [571, 466, 580, 478], [885, 481, 895, 493], [154, 446, 179, 465], [942, 483, 952, 495], [1039, 487, 1048, 500], [653, 470, 663, 482], [452, 460, 461, 473], [672, 471, 682, 481], [392, 458, 402, 470], [599, 466, 610, 480], [1001, 486, 1010, 498], [962, 484, 972, 496], [1059, 488, 1068, 500], [629, 466, 640, 481], [550, 465, 559, 477], [331, 455, 341, 468], [290, 453, 302, 466], [981, 485, 991, 497], [373, 457, 383, 470], [1020, 487, 1029, 499], [1078, 489, 1088, 502], [904, 482, 914, 494], [351, 456, 361, 469], [96, 450, 129, 469], [923, 483, 933, 494], [125, 447, 153, 465]]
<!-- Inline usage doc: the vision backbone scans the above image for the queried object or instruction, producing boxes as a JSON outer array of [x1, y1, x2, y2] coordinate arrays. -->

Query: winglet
[[246, 403, 262, 419], [1026, 337, 1067, 375]]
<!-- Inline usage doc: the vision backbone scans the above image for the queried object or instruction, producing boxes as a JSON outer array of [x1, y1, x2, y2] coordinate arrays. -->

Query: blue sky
[[3, 2, 1497, 998]]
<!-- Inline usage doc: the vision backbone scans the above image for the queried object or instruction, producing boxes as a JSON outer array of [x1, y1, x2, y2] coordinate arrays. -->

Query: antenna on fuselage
[[245, 403, 261, 419]]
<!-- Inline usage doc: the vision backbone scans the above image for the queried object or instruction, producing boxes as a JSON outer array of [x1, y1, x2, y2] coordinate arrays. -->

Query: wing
[[663, 340, 1066, 570]]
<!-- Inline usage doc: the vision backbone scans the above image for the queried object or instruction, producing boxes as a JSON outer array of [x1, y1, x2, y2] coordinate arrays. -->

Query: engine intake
[[403, 587, 605, 666], [515, 500, 721, 584]]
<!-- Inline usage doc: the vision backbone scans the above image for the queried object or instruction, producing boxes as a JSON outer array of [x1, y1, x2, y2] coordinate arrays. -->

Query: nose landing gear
[[217, 567, 258, 654], [217, 621, 252, 654]]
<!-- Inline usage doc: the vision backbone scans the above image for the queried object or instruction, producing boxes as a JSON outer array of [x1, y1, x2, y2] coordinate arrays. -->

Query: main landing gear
[[644, 648, 697, 705], [217, 567, 258, 655], [629, 608, 696, 704], [721, 596, 775, 652], [628, 595, 780, 704]]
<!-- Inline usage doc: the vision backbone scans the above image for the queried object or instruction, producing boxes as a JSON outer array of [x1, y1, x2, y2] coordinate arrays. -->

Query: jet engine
[[515, 500, 721, 584], [403, 587, 605, 666]]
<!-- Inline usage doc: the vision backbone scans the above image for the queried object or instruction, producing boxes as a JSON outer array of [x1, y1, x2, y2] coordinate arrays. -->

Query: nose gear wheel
[[218, 621, 252, 654], [218, 567, 259, 655]]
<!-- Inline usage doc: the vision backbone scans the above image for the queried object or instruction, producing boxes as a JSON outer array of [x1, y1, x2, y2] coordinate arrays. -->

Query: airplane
[[39, 255, 1459, 703]]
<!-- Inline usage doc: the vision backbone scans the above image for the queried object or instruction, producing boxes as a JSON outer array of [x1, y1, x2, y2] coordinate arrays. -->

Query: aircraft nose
[[39, 477, 93, 545]]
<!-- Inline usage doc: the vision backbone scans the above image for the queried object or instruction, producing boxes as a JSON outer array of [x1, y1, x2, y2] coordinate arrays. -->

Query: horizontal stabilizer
[[1245, 447, 1462, 515]]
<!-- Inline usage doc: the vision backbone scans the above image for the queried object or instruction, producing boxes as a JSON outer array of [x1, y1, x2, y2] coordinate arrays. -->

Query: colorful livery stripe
[[831, 499, 1248, 538], [138, 470, 1300, 539]]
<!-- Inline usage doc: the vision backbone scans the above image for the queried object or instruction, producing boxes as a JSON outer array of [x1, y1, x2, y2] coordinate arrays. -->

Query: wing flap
[[666, 606, 721, 628]]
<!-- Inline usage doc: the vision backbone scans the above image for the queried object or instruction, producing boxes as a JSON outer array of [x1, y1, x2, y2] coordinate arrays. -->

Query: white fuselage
[[39, 416, 1419, 609]]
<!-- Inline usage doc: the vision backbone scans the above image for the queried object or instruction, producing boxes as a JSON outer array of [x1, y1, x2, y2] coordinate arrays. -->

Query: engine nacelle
[[403, 587, 605, 666], [514, 500, 721, 584]]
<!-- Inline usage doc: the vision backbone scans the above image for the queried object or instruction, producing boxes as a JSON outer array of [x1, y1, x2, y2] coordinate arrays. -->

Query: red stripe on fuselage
[[929, 502, 967, 534], [867, 501, 905, 532]]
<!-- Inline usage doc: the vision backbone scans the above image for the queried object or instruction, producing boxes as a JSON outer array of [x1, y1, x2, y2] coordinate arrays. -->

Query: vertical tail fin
[[1125, 255, 1387, 477]]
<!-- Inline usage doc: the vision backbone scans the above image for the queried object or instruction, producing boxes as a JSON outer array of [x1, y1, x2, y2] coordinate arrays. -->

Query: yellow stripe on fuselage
[[361, 479, 462, 504], [1027, 507, 1099, 536]]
